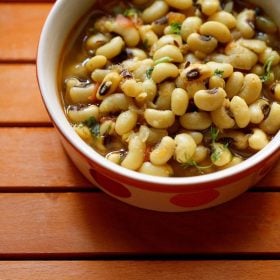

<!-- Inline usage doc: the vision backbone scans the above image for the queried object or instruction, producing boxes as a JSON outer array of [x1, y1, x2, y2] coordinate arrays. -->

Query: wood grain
[[1, 192, 280, 255], [0, 3, 52, 61], [1, 261, 280, 280], [0, 128, 91, 188], [0, 64, 50, 124]]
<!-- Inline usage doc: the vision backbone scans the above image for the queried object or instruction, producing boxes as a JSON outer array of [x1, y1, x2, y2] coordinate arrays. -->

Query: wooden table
[[1, 1, 280, 279]]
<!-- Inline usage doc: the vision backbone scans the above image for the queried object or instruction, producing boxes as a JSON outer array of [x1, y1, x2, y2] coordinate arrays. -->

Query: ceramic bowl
[[37, 0, 280, 212]]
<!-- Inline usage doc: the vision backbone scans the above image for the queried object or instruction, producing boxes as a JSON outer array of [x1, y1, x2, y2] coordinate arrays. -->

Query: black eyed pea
[[138, 125, 168, 145], [238, 73, 262, 105], [96, 36, 125, 59], [180, 112, 212, 130], [151, 16, 168, 36], [188, 132, 203, 145], [144, 109, 175, 129], [184, 81, 206, 99], [156, 82, 175, 110], [138, 162, 173, 177], [271, 82, 280, 102], [99, 93, 130, 114], [218, 156, 243, 170], [74, 125, 92, 143], [153, 45, 184, 63], [197, 0, 220, 16], [223, 131, 249, 150], [211, 99, 235, 129], [106, 151, 123, 165], [211, 143, 232, 167], [126, 48, 148, 60], [85, 55, 107, 73], [151, 34, 183, 53], [100, 120, 115, 136], [142, 79, 157, 101], [199, 21, 232, 43], [164, 0, 192, 10], [85, 33, 109, 51], [208, 11, 237, 29], [174, 133, 197, 163], [225, 42, 258, 70], [132, 59, 154, 81], [225, 71, 244, 98], [180, 17, 202, 42], [97, 72, 121, 100], [171, 88, 189, 116], [115, 110, 138, 136], [104, 18, 140, 47], [91, 69, 111, 83], [121, 79, 143, 97], [191, 145, 209, 163], [187, 33, 218, 54], [260, 102, 280, 134], [249, 99, 270, 124], [121, 135, 146, 171], [206, 62, 234, 78], [209, 76, 225, 89], [181, 63, 212, 84], [150, 136, 176, 165], [229, 96, 250, 128], [194, 51, 208, 60], [139, 25, 159, 49], [251, 64, 264, 76], [69, 84, 96, 104], [194, 87, 226, 111], [236, 9, 255, 39], [248, 128, 269, 150], [259, 47, 280, 66], [142, 1, 169, 24], [238, 39, 266, 54], [151, 63, 179, 83], [67, 104, 99, 123]]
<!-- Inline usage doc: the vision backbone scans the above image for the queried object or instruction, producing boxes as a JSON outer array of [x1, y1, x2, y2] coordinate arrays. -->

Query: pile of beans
[[61, 0, 280, 177]]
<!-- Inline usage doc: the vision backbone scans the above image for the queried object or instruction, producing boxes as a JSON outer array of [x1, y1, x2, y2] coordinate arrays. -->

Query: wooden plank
[[0, 128, 91, 188], [0, 192, 280, 255], [0, 3, 52, 61], [0, 64, 50, 124], [0, 127, 279, 188], [1, 261, 280, 280]]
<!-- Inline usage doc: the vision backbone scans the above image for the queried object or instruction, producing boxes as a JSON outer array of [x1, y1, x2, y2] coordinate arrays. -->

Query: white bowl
[[37, 0, 280, 212]]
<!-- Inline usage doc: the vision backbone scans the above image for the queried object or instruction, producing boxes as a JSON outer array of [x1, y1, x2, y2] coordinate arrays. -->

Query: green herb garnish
[[146, 67, 154, 79], [154, 56, 173, 65], [260, 56, 274, 82], [181, 159, 212, 174], [83, 117, 100, 137], [123, 8, 139, 18], [214, 69, 224, 78], [210, 126, 219, 143], [169, 22, 182, 34]]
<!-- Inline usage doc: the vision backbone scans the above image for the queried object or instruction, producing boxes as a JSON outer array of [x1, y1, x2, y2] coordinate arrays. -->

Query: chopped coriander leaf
[[146, 67, 154, 79], [181, 159, 212, 173], [154, 56, 173, 65], [83, 117, 100, 137], [123, 8, 139, 18], [210, 126, 219, 143], [214, 69, 224, 77], [260, 56, 274, 82], [170, 22, 182, 34]]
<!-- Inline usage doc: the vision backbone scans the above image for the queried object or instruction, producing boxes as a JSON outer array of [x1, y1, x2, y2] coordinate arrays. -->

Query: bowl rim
[[37, 0, 280, 191]]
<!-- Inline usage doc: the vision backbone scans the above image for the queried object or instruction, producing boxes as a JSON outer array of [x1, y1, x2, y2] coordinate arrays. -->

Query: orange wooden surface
[[1, 261, 280, 280], [1, 1, 280, 279]]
